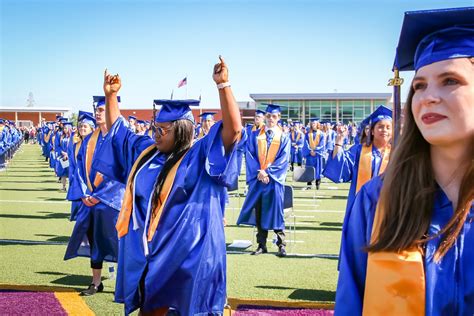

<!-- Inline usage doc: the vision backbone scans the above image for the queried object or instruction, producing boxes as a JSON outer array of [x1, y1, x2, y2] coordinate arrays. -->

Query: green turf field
[[0, 144, 347, 314]]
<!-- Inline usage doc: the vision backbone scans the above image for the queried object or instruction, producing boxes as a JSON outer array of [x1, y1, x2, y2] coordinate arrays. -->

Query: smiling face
[[78, 123, 93, 137], [411, 58, 474, 146], [372, 119, 392, 144]]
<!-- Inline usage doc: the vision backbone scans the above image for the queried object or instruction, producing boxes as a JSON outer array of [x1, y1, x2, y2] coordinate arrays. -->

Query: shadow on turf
[[320, 222, 342, 227], [254, 285, 335, 301], [0, 180, 58, 184], [35, 272, 114, 293], [0, 187, 62, 192], [35, 234, 70, 242], [0, 213, 70, 220]]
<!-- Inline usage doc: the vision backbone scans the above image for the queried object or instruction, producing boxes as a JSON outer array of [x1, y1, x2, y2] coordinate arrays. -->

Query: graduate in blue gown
[[336, 8, 474, 315], [195, 111, 216, 139], [323, 105, 392, 236], [302, 118, 326, 189], [55, 122, 72, 191], [94, 57, 245, 315], [237, 103, 290, 257], [289, 121, 304, 171], [64, 96, 125, 296], [66, 111, 95, 221]]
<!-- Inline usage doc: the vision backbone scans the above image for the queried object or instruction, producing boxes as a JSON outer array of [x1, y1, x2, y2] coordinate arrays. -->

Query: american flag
[[177, 77, 187, 88]]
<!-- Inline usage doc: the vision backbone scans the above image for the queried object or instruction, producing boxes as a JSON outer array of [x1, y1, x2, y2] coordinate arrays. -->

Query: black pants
[[255, 197, 286, 248], [86, 216, 103, 269]]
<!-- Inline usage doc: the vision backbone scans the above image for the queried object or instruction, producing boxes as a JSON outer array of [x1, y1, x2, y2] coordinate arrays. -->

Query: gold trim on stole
[[356, 144, 390, 193], [257, 128, 282, 170]]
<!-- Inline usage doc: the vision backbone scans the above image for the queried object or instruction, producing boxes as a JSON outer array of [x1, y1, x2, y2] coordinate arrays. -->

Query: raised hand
[[103, 69, 121, 96], [213, 55, 228, 84]]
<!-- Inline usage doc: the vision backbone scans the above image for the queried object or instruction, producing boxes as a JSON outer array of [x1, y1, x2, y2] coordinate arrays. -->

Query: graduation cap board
[[153, 99, 200, 123], [199, 112, 217, 121]]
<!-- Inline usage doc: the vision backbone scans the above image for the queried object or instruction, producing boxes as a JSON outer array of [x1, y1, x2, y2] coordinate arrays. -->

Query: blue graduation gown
[[302, 131, 326, 180], [237, 129, 290, 230], [323, 144, 386, 234], [55, 134, 70, 177], [64, 130, 125, 263], [93, 117, 246, 316], [66, 133, 82, 221], [335, 176, 474, 316], [290, 131, 304, 164]]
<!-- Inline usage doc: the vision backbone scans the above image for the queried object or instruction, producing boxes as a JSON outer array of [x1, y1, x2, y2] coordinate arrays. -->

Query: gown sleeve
[[334, 178, 380, 316], [93, 116, 155, 184], [323, 143, 360, 183], [201, 121, 247, 188]]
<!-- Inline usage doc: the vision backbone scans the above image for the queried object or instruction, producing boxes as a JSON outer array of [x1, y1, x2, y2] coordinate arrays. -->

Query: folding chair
[[283, 185, 296, 252], [292, 166, 317, 199]]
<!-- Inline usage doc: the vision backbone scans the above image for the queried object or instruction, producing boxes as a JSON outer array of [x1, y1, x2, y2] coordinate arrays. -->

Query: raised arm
[[212, 56, 242, 152], [103, 69, 122, 130]]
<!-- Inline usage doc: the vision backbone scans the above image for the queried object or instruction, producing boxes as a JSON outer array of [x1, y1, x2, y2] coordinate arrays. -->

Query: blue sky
[[1, 0, 472, 111]]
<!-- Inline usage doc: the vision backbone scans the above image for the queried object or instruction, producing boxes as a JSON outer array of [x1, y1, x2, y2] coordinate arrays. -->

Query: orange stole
[[291, 131, 301, 143], [84, 129, 104, 192], [73, 133, 82, 159], [252, 124, 264, 132], [44, 131, 52, 144], [308, 130, 321, 150], [363, 202, 425, 316], [355, 144, 390, 193], [257, 128, 281, 170], [116, 144, 157, 238], [147, 153, 186, 241]]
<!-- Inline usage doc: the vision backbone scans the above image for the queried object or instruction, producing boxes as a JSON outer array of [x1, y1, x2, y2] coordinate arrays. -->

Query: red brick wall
[[0, 111, 64, 125], [121, 108, 228, 123]]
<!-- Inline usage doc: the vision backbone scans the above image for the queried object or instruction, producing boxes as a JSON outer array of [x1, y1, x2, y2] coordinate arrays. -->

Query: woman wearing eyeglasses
[[93, 56, 244, 316]]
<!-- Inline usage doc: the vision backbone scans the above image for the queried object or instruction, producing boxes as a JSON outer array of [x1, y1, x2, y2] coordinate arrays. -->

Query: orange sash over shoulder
[[147, 154, 186, 241], [116, 144, 157, 238], [44, 131, 52, 144], [257, 128, 281, 170], [356, 144, 390, 193], [309, 130, 321, 150], [363, 201, 425, 316], [85, 129, 104, 192], [252, 123, 264, 132], [291, 131, 301, 143]]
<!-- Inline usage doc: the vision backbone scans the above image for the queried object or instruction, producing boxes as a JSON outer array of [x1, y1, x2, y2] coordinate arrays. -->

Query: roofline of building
[[249, 93, 392, 100], [0, 107, 71, 112]]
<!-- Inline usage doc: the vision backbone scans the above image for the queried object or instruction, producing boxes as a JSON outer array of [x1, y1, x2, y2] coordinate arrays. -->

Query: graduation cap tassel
[[388, 66, 404, 148], [152, 102, 156, 123]]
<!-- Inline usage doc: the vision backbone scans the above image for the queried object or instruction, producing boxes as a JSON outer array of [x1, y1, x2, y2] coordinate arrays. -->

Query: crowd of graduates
[[5, 6, 473, 316], [0, 119, 24, 169]]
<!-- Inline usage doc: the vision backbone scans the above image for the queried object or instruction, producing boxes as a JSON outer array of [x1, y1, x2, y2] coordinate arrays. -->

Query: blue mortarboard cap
[[63, 122, 73, 127], [59, 117, 68, 123], [56, 115, 62, 119], [153, 99, 200, 123], [199, 112, 217, 120], [255, 109, 265, 116], [293, 120, 301, 124], [394, 7, 474, 71], [93, 96, 121, 107], [137, 120, 145, 125], [362, 105, 393, 128], [310, 118, 320, 123], [128, 115, 137, 120], [0, 119, 4, 124], [78, 111, 96, 127], [263, 103, 283, 114]]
